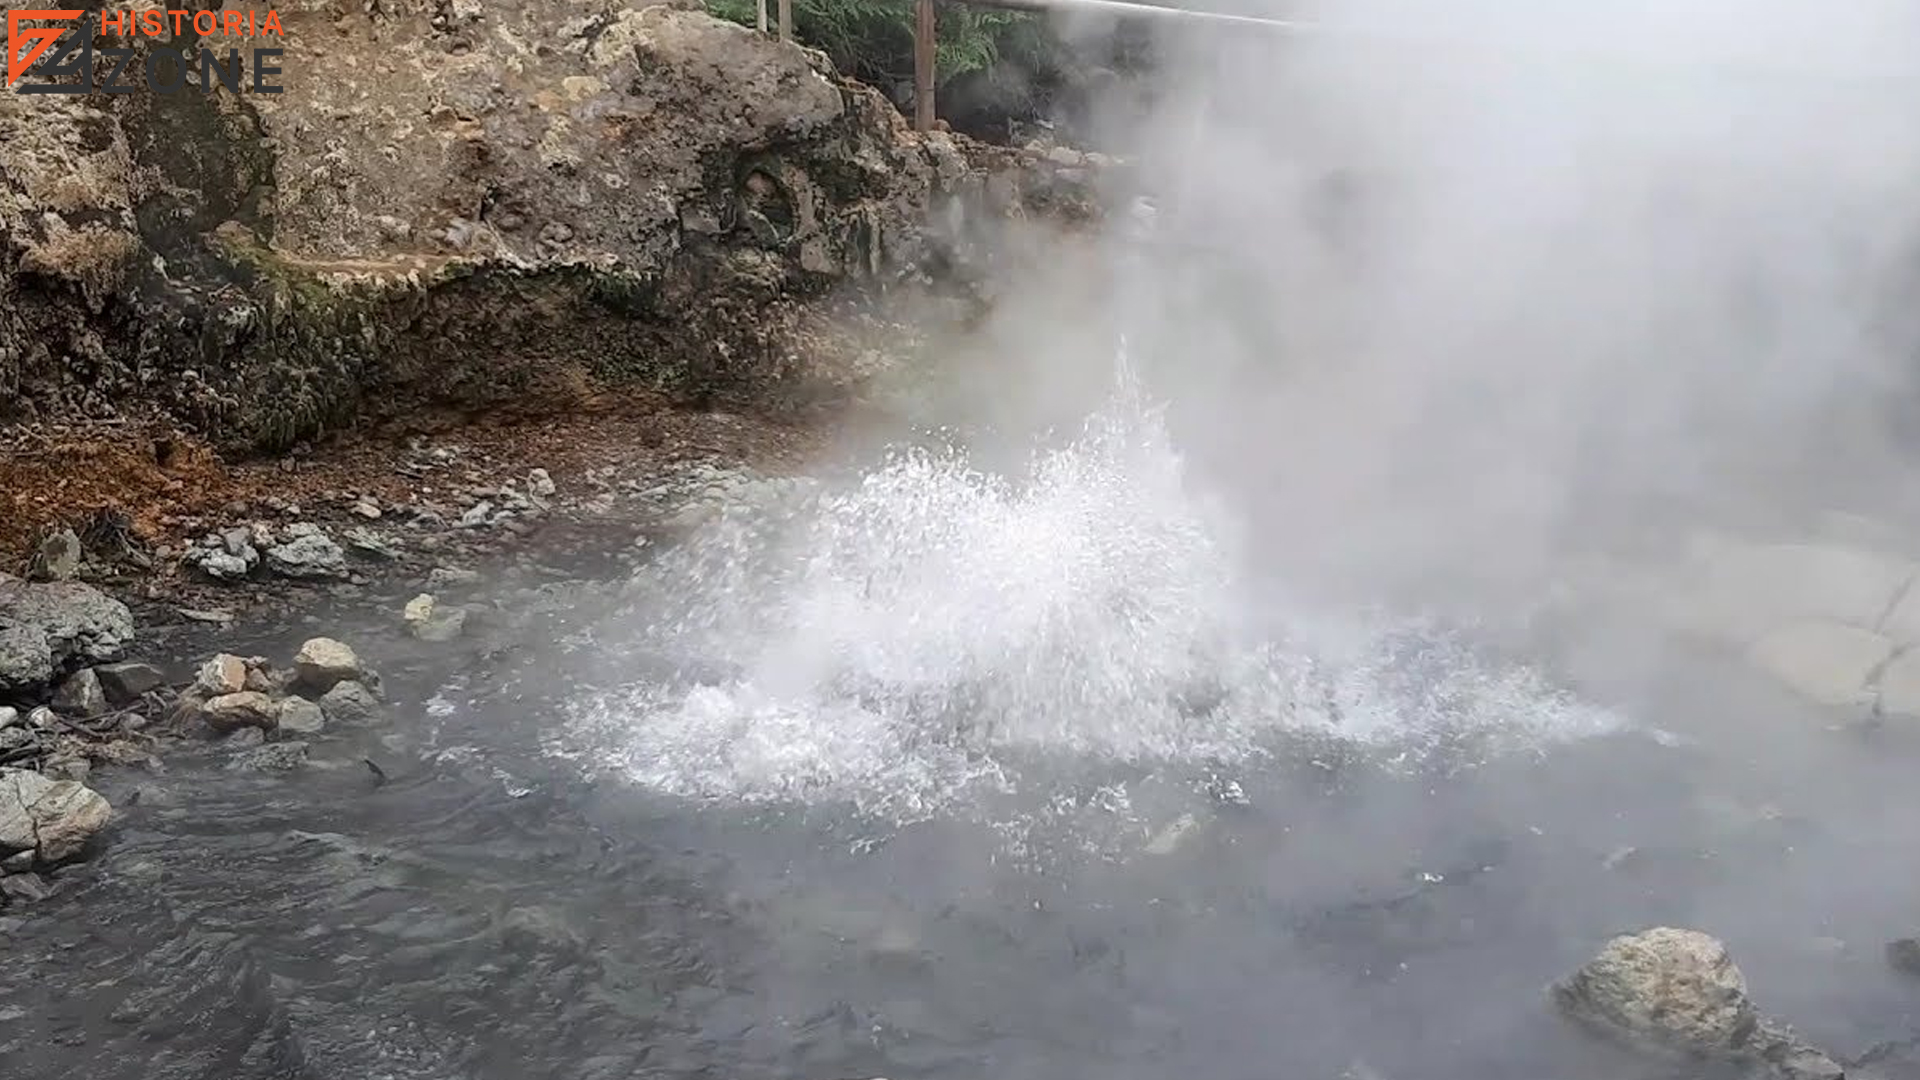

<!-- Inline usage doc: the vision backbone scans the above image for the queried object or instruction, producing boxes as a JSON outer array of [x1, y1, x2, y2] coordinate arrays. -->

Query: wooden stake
[[756, 0, 767, 33], [913, 0, 936, 131]]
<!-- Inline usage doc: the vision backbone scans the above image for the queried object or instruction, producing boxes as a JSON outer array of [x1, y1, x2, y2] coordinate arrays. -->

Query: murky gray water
[[8, 378, 1920, 1080]]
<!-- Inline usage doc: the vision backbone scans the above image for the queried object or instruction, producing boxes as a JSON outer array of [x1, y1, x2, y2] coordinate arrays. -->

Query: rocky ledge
[[0, 0, 1104, 463]]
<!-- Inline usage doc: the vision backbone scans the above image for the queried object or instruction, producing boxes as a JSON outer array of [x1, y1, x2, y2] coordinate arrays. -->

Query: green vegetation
[[705, 0, 1054, 87]]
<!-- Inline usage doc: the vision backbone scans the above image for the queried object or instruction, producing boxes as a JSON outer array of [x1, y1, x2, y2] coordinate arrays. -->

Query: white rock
[[1746, 621, 1891, 708], [528, 468, 556, 497], [293, 637, 361, 692]]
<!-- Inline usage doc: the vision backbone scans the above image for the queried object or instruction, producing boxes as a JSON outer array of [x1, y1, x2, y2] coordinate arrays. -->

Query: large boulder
[[1, 2, 1087, 458], [0, 580, 136, 697], [0, 767, 112, 864], [1553, 928, 1842, 1080]]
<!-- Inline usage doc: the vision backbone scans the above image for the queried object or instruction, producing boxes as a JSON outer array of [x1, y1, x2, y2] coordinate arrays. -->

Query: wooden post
[[913, 0, 936, 131], [778, 0, 792, 41], [756, 0, 767, 33]]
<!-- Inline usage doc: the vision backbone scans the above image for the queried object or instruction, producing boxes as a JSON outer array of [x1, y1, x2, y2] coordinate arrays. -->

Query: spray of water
[[554, 349, 1624, 828]]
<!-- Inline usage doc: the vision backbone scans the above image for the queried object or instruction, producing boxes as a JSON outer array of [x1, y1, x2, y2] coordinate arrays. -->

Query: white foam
[[553, 367, 1625, 826]]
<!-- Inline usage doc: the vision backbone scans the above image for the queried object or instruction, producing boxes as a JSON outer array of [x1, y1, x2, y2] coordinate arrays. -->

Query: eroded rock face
[[2, 2, 1090, 454], [0, 581, 136, 697], [1554, 928, 1843, 1080]]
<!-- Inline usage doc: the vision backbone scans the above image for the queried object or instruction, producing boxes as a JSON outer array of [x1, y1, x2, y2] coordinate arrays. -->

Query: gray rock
[[0, 580, 135, 668], [200, 691, 277, 732], [28, 529, 81, 582], [459, 501, 495, 528], [227, 741, 309, 773], [344, 528, 400, 560], [413, 608, 467, 643], [293, 637, 361, 692], [186, 541, 257, 580], [0, 872, 52, 902], [24, 707, 53, 729], [43, 756, 88, 783], [50, 668, 107, 717], [0, 622, 48, 696], [0, 768, 112, 863], [0, 851, 31, 873], [222, 726, 266, 749], [317, 680, 381, 724], [528, 468, 556, 497], [0, 706, 15, 729], [426, 566, 481, 589], [1888, 937, 1920, 976], [93, 662, 166, 704], [0, 728, 28, 754], [276, 696, 326, 735], [195, 654, 248, 696], [264, 533, 350, 580], [1554, 927, 1842, 1080]]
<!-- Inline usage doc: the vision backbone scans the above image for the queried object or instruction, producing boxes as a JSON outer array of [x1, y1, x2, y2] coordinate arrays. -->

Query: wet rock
[[50, 668, 107, 717], [317, 680, 381, 725], [0, 707, 15, 729], [528, 468, 556, 497], [227, 741, 309, 773], [276, 696, 326, 735], [265, 530, 350, 580], [293, 637, 361, 692], [200, 691, 278, 732], [402, 593, 466, 641], [427, 566, 481, 589], [196, 654, 248, 696], [1887, 937, 1920, 977], [43, 756, 89, 783], [0, 872, 53, 903], [1554, 927, 1842, 1080], [223, 726, 266, 749], [93, 661, 165, 705], [1746, 620, 1890, 708], [0, 767, 112, 863], [243, 659, 288, 696], [28, 528, 81, 582], [0, 851, 30, 873]]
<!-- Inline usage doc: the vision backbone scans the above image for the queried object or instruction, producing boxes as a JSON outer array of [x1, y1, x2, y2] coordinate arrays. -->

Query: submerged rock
[[227, 741, 310, 773], [1554, 927, 1842, 1080], [276, 697, 326, 735], [0, 768, 112, 864]]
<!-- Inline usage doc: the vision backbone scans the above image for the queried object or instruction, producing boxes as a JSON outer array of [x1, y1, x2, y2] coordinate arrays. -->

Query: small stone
[[196, 654, 248, 696], [317, 680, 381, 725], [1888, 938, 1920, 976], [51, 668, 108, 717], [93, 662, 166, 705], [413, 608, 466, 643], [0, 707, 16, 730], [276, 696, 326, 735], [528, 468, 556, 497], [426, 566, 481, 589], [264, 532, 350, 580], [29, 528, 82, 582], [0, 873, 53, 903], [200, 691, 277, 732], [351, 500, 383, 520], [459, 501, 495, 528], [43, 756, 89, 783], [292, 637, 361, 692], [227, 741, 309, 773], [403, 593, 437, 625]]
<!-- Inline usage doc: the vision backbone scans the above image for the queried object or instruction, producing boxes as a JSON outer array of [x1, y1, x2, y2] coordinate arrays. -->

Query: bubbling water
[[555, 361, 1625, 826]]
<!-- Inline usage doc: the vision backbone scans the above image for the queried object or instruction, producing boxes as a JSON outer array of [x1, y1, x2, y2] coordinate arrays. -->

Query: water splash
[[555, 359, 1624, 826]]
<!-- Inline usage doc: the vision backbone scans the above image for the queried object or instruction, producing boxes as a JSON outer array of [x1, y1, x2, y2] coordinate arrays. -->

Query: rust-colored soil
[[0, 388, 829, 570]]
